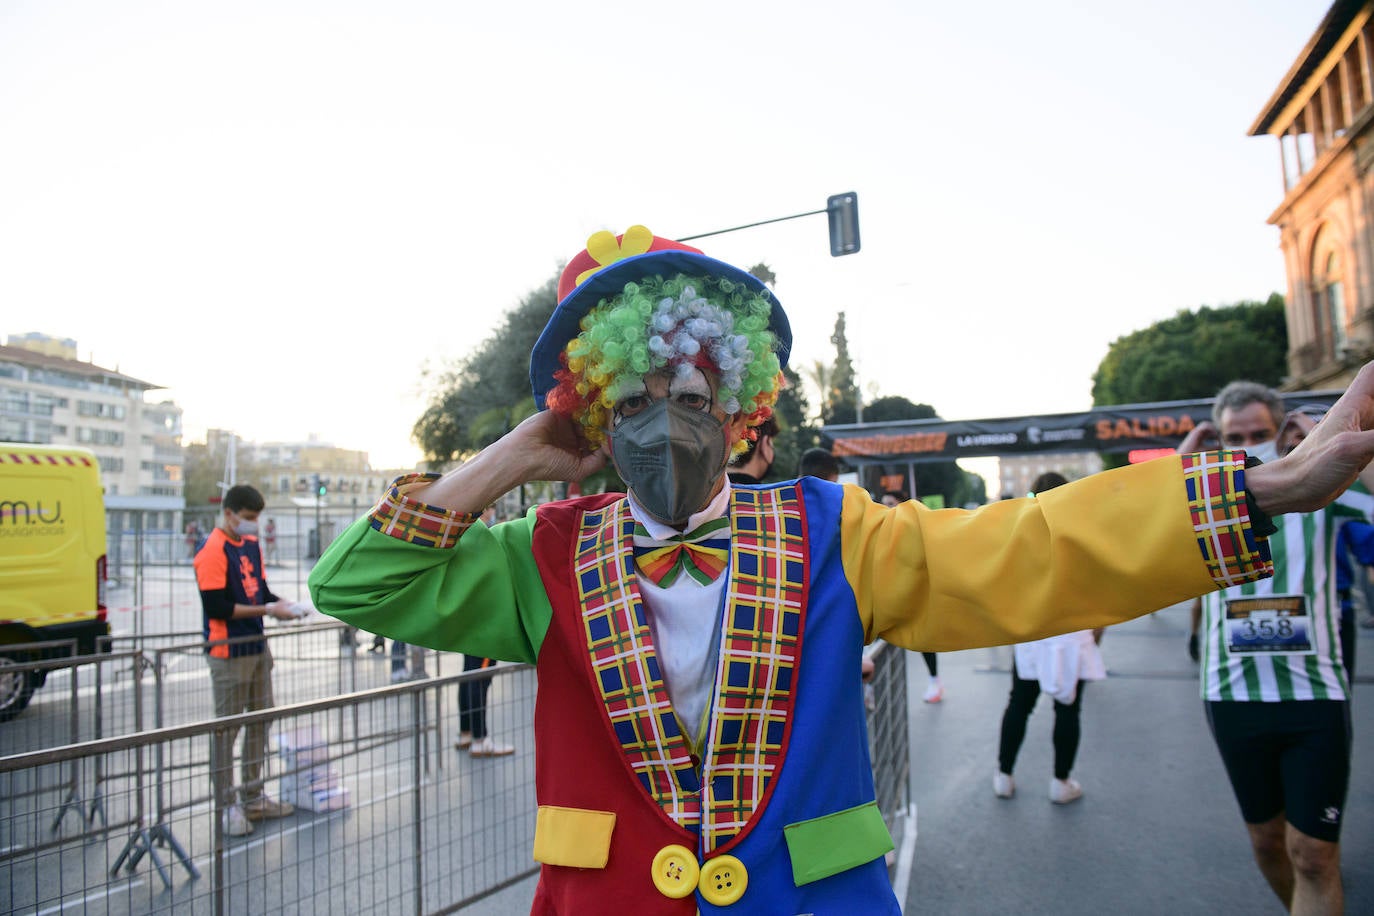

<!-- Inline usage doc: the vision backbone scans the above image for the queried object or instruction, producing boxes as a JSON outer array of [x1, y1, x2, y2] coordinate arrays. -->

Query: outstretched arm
[[1248, 362, 1374, 517]]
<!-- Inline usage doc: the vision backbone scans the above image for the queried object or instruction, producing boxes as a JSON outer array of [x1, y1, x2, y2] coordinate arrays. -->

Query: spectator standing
[[726, 416, 778, 484], [881, 489, 943, 702], [454, 507, 514, 756], [194, 484, 298, 837], [798, 447, 839, 482], [184, 520, 201, 561], [264, 517, 277, 566], [389, 639, 430, 683], [993, 471, 1106, 804]]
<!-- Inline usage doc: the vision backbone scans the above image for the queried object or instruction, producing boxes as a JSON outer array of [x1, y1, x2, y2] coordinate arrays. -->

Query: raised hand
[[1248, 362, 1374, 516]]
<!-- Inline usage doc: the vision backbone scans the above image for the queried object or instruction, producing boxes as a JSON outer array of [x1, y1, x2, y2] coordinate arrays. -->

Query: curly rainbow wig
[[544, 274, 784, 452]]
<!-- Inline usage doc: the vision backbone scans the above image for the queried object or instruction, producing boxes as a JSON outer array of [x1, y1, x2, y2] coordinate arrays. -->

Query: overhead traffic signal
[[827, 192, 860, 256]]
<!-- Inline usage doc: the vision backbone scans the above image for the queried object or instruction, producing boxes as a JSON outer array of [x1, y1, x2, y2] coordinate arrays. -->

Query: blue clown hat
[[529, 225, 792, 409]]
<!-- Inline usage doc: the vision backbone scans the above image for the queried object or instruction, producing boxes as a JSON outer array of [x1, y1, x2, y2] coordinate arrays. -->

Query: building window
[[76, 427, 125, 446], [1313, 245, 1348, 357], [77, 400, 127, 420]]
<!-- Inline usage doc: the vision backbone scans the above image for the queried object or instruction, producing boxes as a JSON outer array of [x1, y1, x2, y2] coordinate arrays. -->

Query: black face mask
[[610, 398, 730, 528]]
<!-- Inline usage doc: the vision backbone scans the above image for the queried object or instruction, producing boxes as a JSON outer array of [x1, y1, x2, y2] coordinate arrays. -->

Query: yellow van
[[0, 443, 109, 720]]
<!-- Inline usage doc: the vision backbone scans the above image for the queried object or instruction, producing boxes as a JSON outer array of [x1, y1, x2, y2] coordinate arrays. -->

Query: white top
[[1013, 630, 1106, 705]]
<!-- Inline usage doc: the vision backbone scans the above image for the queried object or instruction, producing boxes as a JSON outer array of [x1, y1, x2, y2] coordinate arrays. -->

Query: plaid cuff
[[1181, 450, 1273, 588], [368, 473, 478, 549]]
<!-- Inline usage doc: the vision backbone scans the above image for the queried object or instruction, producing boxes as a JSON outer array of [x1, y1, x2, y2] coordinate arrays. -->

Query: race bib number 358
[[1224, 595, 1313, 656]]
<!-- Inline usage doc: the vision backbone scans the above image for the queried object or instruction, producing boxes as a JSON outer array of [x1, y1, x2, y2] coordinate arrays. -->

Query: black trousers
[[997, 659, 1086, 781], [458, 654, 496, 740]]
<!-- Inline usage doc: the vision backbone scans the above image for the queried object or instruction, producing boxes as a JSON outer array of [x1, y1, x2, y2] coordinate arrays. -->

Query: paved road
[[905, 603, 1374, 915]]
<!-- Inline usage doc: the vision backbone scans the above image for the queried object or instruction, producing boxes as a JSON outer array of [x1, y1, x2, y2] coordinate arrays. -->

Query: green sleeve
[[307, 510, 553, 664]]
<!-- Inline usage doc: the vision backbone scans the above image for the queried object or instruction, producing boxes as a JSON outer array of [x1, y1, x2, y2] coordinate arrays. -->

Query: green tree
[[181, 441, 219, 507], [1091, 295, 1288, 406], [824, 313, 859, 425], [768, 365, 816, 480]]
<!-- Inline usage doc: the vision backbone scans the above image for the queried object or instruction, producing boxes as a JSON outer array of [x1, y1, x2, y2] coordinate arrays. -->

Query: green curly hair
[[545, 274, 784, 452]]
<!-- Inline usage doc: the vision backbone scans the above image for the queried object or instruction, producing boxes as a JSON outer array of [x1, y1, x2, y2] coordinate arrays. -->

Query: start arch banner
[[821, 391, 1343, 465]]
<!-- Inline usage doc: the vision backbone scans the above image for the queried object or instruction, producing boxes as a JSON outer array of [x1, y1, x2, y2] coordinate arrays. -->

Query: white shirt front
[[626, 481, 732, 750]]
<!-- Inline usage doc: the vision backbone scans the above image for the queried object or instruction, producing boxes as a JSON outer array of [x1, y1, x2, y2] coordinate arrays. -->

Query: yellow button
[[698, 854, 747, 906], [651, 844, 699, 899]]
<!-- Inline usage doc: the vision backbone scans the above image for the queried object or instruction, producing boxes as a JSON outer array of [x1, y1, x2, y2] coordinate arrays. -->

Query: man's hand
[[265, 601, 298, 621], [1177, 420, 1220, 455], [1277, 409, 1317, 457], [502, 410, 611, 484], [1187, 632, 1199, 663], [1248, 361, 1374, 517], [411, 410, 610, 515]]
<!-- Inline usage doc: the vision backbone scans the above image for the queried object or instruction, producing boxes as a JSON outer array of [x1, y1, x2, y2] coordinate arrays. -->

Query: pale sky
[[0, 0, 1334, 470]]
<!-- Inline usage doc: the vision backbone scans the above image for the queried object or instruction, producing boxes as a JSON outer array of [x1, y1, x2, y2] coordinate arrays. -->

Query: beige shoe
[[469, 736, 515, 757], [243, 795, 295, 821], [454, 731, 473, 750]]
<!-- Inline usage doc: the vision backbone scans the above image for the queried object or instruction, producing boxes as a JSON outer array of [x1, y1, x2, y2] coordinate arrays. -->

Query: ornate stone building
[[1250, 0, 1374, 390]]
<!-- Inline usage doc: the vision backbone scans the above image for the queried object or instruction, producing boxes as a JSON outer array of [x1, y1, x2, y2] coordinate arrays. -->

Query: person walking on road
[[195, 484, 299, 837], [993, 472, 1106, 805], [1181, 380, 1374, 915]]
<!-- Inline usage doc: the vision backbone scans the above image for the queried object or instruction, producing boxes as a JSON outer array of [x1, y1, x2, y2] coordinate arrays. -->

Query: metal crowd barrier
[[1, 639, 914, 914], [2, 665, 537, 915], [3, 622, 438, 755]]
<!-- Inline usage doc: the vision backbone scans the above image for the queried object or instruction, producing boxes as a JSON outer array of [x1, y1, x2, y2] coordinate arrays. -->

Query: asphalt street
[[904, 602, 1374, 916]]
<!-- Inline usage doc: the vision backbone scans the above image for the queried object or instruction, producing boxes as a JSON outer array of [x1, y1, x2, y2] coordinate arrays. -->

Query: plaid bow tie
[[632, 518, 730, 587]]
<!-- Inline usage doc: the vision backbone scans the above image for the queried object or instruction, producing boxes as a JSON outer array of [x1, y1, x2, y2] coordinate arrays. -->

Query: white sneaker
[[223, 804, 254, 837], [469, 736, 515, 757], [922, 678, 943, 703], [390, 669, 411, 683], [1050, 777, 1083, 805], [993, 771, 1015, 799]]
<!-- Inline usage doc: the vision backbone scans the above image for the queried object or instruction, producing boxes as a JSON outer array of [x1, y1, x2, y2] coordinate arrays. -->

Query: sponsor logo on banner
[[1095, 414, 1196, 441], [832, 432, 948, 457], [1027, 426, 1087, 444], [955, 433, 1017, 447]]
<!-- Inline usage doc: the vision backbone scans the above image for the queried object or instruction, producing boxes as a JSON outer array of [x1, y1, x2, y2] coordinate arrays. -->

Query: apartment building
[[205, 428, 400, 510], [1, 334, 184, 517]]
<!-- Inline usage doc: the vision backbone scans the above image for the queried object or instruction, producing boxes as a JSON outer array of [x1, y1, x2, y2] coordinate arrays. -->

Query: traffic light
[[317, 478, 327, 498], [827, 192, 860, 256]]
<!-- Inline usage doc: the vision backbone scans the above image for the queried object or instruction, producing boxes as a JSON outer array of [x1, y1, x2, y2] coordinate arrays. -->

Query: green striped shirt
[[1200, 485, 1374, 702]]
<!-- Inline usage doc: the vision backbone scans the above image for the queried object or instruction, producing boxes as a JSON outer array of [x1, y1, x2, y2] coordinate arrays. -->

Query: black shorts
[[1204, 700, 1351, 842]]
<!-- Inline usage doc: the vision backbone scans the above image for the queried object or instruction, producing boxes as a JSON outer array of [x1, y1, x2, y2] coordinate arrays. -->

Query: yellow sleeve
[[841, 457, 1223, 651]]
